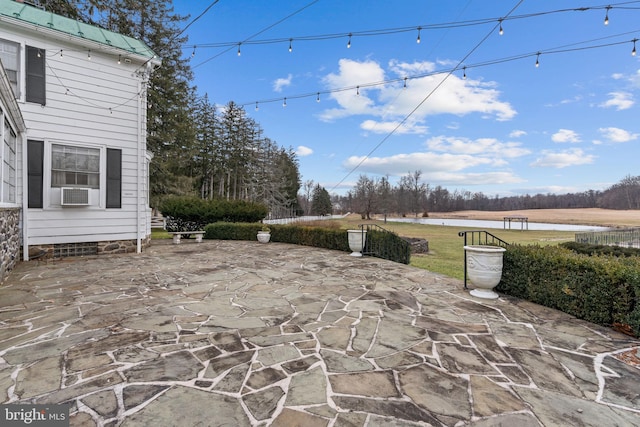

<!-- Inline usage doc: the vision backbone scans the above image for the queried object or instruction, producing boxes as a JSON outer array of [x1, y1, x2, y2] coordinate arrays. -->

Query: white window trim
[[43, 140, 106, 209], [0, 108, 18, 207]]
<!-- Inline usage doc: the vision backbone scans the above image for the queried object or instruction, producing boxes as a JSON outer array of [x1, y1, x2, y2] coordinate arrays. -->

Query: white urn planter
[[347, 229, 367, 257], [464, 245, 506, 299], [257, 231, 271, 243]]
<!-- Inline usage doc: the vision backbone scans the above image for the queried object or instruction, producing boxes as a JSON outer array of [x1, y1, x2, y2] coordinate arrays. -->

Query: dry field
[[427, 208, 640, 228]]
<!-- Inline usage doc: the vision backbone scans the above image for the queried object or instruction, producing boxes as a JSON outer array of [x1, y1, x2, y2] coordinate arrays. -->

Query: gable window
[[0, 39, 19, 98], [51, 144, 99, 188], [1, 115, 17, 203]]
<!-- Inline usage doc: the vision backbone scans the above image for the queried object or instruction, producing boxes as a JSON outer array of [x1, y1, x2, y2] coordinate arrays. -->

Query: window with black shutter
[[106, 148, 121, 208], [26, 46, 45, 105], [27, 140, 44, 208]]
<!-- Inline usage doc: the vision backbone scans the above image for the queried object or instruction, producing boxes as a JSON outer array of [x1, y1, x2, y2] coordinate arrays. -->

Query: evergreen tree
[[310, 185, 332, 216]]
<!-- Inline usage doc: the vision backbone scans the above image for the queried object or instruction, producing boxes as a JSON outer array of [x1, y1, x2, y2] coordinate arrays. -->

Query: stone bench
[[169, 231, 205, 244]]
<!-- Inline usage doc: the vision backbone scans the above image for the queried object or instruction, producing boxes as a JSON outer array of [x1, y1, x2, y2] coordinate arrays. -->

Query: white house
[[0, 0, 160, 277]]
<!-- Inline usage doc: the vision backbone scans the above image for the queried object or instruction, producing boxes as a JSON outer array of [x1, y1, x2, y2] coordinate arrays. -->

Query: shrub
[[560, 241, 640, 258], [159, 196, 268, 231], [498, 244, 640, 337]]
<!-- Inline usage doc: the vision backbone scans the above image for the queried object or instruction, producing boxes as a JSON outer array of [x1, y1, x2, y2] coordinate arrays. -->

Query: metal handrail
[[358, 223, 411, 264], [458, 230, 509, 289]]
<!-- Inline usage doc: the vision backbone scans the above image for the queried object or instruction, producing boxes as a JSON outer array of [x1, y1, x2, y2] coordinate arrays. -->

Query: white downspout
[[136, 77, 142, 253]]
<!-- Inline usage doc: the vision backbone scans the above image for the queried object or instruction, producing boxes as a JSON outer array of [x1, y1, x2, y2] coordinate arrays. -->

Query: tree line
[[44, 1, 301, 214], [318, 173, 640, 218]]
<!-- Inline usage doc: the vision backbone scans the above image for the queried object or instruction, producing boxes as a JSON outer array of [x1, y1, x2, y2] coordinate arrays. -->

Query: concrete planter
[[347, 229, 367, 257], [257, 231, 271, 243], [464, 245, 506, 299]]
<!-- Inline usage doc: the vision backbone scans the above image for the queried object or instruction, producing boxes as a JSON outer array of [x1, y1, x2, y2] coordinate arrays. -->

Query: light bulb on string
[[88, 49, 91, 60], [191, 45, 196, 57], [416, 27, 421, 44], [356, 86, 360, 96], [403, 77, 407, 88], [37, 49, 41, 58], [316, 92, 320, 102], [255, 102, 259, 111], [499, 19, 504, 35], [632, 38, 637, 56], [604, 5, 611, 25], [237, 43, 241, 56], [283, 97, 287, 107], [463, 66, 467, 79], [118, 54, 121, 64], [60, 49, 63, 57], [535, 52, 540, 68], [289, 39, 293, 52], [347, 34, 352, 49]]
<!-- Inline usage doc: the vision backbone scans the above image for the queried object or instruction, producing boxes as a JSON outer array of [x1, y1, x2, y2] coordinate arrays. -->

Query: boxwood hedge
[[498, 244, 640, 337]]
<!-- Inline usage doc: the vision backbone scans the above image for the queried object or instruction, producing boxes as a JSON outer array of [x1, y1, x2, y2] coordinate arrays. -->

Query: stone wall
[[0, 208, 21, 284]]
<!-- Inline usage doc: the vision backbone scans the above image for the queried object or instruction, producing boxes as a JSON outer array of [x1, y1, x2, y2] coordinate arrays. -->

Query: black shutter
[[106, 148, 122, 208], [27, 140, 43, 208], [26, 46, 45, 105]]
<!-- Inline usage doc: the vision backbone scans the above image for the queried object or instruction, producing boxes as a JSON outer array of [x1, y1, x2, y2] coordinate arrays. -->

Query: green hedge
[[203, 222, 410, 264], [159, 196, 268, 231], [498, 244, 640, 337], [560, 241, 640, 258]]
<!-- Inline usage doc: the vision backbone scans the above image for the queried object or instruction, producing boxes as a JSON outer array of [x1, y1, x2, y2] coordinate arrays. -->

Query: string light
[[604, 5, 611, 25], [499, 19, 504, 35], [416, 27, 421, 44], [37, 49, 41, 58], [403, 77, 408, 88], [255, 101, 259, 111], [191, 45, 196, 57], [60, 49, 63, 57], [289, 39, 293, 52], [118, 54, 121, 64], [347, 33, 352, 49], [88, 49, 91, 60], [283, 97, 287, 107], [237, 43, 241, 56], [109, 108, 113, 114], [239, 36, 639, 109], [633, 38, 637, 56]]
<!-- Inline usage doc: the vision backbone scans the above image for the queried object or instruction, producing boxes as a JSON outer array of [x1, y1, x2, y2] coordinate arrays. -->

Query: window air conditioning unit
[[61, 187, 90, 206]]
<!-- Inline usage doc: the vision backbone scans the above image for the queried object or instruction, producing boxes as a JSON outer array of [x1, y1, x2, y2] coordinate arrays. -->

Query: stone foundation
[[0, 208, 21, 284], [26, 236, 151, 261]]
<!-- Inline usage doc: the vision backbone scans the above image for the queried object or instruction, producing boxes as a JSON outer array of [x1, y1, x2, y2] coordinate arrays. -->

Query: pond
[[386, 217, 610, 232]]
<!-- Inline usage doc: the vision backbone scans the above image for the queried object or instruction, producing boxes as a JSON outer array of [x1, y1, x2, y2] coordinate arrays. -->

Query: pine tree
[[310, 184, 332, 216]]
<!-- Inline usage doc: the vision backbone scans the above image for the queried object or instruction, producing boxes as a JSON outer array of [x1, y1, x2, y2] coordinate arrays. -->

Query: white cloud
[[273, 74, 293, 92], [551, 129, 581, 143], [319, 59, 516, 122], [342, 152, 523, 185], [509, 130, 527, 138], [598, 127, 639, 143], [599, 91, 634, 110], [360, 119, 428, 135], [530, 148, 595, 168], [296, 146, 313, 156], [426, 136, 530, 158]]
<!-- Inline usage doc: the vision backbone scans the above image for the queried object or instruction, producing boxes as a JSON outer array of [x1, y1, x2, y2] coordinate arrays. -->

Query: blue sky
[[173, 1, 640, 197]]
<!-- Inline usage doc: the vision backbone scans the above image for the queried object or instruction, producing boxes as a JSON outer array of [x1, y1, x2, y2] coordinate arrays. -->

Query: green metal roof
[[0, 0, 157, 60]]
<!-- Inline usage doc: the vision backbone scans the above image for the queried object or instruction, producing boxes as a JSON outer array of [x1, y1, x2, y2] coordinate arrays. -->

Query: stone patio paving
[[0, 240, 639, 426]]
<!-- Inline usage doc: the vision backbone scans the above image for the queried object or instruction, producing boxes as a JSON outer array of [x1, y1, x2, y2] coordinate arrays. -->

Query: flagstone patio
[[0, 240, 638, 426]]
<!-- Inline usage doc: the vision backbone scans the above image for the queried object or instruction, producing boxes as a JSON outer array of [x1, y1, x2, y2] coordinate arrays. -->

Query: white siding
[[0, 24, 152, 250]]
